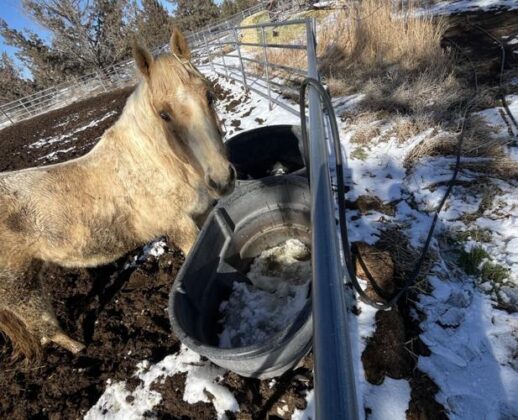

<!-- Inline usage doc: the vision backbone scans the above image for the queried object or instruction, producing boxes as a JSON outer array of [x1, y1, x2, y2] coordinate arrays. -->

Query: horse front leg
[[165, 215, 199, 256]]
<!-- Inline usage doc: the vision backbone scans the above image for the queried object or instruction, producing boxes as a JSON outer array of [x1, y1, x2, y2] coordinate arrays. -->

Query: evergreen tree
[[0, 0, 134, 88], [135, 0, 174, 50], [168, 0, 221, 32], [0, 52, 35, 105], [220, 0, 239, 19]]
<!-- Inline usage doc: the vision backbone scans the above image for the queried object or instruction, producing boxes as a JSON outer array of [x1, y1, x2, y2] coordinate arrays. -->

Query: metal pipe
[[305, 19, 360, 420], [0, 108, 13, 124], [224, 54, 306, 75], [232, 28, 248, 91], [219, 41, 307, 50], [236, 18, 309, 30], [260, 26, 273, 110]]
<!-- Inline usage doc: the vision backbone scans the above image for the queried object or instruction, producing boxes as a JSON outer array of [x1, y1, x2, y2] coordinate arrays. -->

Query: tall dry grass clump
[[263, 0, 469, 122], [319, 0, 448, 77], [321, 0, 471, 124]]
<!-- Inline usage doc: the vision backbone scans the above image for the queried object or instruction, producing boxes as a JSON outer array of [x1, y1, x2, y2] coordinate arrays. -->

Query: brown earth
[[0, 87, 134, 172], [0, 87, 311, 419]]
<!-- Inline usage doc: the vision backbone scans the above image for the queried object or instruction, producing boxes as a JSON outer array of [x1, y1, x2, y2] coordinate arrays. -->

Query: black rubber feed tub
[[225, 125, 306, 180], [169, 176, 312, 378]]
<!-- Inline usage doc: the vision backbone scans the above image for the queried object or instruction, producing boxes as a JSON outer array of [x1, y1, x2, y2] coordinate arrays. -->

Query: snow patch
[[218, 239, 311, 348], [85, 345, 238, 420]]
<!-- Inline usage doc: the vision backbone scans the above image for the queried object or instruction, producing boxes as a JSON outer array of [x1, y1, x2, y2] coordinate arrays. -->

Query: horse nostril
[[206, 175, 219, 191], [228, 164, 236, 182]]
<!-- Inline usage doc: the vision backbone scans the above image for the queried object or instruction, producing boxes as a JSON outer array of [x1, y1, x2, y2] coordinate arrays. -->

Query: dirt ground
[[0, 87, 134, 172]]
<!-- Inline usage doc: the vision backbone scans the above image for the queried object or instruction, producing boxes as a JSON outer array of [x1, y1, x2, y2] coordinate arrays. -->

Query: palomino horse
[[0, 29, 235, 358]]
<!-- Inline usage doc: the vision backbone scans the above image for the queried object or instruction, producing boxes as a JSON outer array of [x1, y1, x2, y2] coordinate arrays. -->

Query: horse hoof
[[50, 333, 86, 354]]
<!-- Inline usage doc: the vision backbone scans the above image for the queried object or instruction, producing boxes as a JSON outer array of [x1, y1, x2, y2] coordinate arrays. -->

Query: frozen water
[[218, 239, 311, 348]]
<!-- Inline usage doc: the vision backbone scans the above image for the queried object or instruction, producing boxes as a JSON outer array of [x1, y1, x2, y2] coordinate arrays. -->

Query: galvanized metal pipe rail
[[0, 2, 269, 127], [304, 20, 360, 420]]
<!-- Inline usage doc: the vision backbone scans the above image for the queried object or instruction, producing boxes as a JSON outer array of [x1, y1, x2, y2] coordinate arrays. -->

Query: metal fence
[[0, 59, 136, 128], [0, 2, 272, 128], [193, 18, 310, 116], [193, 17, 360, 419]]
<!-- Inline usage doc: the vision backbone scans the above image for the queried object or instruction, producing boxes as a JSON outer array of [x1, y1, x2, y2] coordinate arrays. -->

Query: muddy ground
[[0, 87, 134, 172]]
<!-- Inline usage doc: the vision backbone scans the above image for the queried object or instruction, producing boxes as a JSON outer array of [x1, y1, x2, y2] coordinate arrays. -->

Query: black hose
[[299, 77, 470, 309], [466, 18, 518, 135]]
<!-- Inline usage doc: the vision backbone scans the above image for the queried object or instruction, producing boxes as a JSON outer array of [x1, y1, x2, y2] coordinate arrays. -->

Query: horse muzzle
[[205, 164, 236, 197]]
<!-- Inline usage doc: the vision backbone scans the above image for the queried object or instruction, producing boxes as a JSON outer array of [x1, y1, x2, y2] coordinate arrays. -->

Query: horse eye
[[207, 91, 215, 105], [159, 111, 171, 122]]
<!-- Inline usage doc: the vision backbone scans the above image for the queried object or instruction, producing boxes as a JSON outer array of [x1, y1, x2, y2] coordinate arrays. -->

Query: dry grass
[[263, 0, 470, 121], [348, 111, 384, 144], [404, 116, 508, 168], [461, 158, 518, 180], [384, 114, 433, 143], [317, 0, 449, 80]]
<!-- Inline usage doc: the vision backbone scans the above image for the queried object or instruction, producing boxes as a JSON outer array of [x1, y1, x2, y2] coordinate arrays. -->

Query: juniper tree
[[134, 0, 174, 51], [0, 52, 35, 104], [168, 0, 220, 32], [0, 0, 134, 88]]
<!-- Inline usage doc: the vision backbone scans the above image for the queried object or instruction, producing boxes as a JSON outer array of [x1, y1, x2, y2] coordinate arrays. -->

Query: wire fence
[[193, 17, 311, 116]]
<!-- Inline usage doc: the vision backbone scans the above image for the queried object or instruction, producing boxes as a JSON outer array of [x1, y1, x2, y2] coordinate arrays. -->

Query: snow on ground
[[85, 345, 238, 420], [338, 84, 518, 418], [364, 378, 412, 420], [37, 146, 77, 162], [29, 110, 117, 149]]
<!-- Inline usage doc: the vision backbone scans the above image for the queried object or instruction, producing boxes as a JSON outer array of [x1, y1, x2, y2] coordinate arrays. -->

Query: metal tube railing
[[305, 18, 359, 420], [225, 54, 307, 76], [0, 2, 269, 127], [207, 67, 299, 116], [219, 41, 307, 49]]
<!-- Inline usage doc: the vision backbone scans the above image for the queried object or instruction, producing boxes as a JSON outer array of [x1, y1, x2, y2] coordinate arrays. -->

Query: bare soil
[[0, 87, 134, 172]]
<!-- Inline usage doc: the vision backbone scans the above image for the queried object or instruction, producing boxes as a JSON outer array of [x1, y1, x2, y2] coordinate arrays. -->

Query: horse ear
[[132, 42, 153, 78], [170, 28, 191, 60]]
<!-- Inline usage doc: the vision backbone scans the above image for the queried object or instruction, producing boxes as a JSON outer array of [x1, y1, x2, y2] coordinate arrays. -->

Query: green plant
[[480, 262, 509, 283], [351, 146, 368, 160], [458, 246, 489, 275]]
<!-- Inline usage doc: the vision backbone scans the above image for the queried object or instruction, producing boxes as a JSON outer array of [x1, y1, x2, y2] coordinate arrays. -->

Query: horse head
[[132, 29, 235, 197]]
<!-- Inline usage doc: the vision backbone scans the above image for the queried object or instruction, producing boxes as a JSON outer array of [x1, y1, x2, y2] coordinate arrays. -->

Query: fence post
[[20, 98, 32, 117], [204, 34, 216, 74], [305, 17, 360, 420], [219, 36, 230, 78], [96, 72, 108, 92], [0, 107, 13, 124], [260, 26, 273, 110], [232, 28, 248, 91]]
